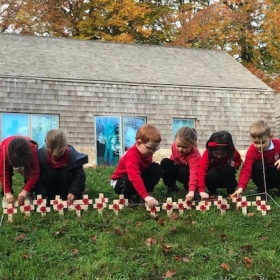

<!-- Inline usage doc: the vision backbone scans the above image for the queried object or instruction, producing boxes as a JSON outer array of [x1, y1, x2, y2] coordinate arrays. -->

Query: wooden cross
[[256, 201, 271, 215], [195, 200, 211, 212], [36, 204, 51, 217], [82, 195, 93, 211], [98, 193, 108, 204], [231, 196, 242, 204], [19, 200, 35, 216], [33, 195, 47, 207], [214, 196, 230, 215], [109, 199, 124, 215], [145, 203, 160, 217], [185, 200, 195, 210], [4, 203, 18, 222], [236, 196, 252, 215], [50, 195, 67, 215], [162, 197, 178, 217], [118, 194, 128, 207], [69, 200, 88, 218], [93, 198, 107, 215], [177, 199, 187, 215], [251, 196, 262, 207]]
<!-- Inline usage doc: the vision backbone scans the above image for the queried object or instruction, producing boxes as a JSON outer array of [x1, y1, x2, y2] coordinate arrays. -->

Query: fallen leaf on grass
[[247, 212, 255, 217], [23, 253, 31, 260], [114, 228, 122, 235], [163, 270, 176, 278], [146, 237, 157, 247], [162, 244, 172, 254], [243, 256, 253, 268], [210, 228, 215, 232], [14, 234, 26, 242], [221, 263, 230, 272], [182, 257, 190, 263], [169, 212, 179, 221], [157, 217, 165, 225], [91, 235, 98, 242], [72, 249, 79, 255]]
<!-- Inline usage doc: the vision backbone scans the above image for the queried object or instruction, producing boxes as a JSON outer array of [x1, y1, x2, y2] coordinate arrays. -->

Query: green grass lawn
[[1, 167, 280, 280]]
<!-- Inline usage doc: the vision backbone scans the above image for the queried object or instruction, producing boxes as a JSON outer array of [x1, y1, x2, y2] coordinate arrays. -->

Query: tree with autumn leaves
[[0, 0, 279, 92]]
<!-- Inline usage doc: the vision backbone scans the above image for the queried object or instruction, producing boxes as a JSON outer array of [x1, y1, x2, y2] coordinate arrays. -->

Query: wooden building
[[0, 33, 275, 165]]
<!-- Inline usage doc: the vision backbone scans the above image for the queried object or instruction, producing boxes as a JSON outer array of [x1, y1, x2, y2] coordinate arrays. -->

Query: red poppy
[[83, 198, 89, 205], [37, 198, 44, 205], [24, 205, 31, 212], [178, 203, 184, 210], [186, 201, 193, 207], [7, 208, 14, 214], [40, 206, 47, 213], [200, 205, 206, 211], [97, 203, 104, 210], [75, 204, 81, 211], [113, 204, 119, 211], [221, 204, 227, 211], [119, 198, 125, 205], [261, 205, 267, 211], [57, 203, 64, 210], [241, 201, 248, 207], [166, 203, 173, 210]]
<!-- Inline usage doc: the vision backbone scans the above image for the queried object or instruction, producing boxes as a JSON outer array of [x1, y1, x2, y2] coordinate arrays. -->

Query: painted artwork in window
[[31, 115, 59, 147], [96, 116, 120, 167], [123, 117, 146, 151], [1, 113, 29, 140], [173, 119, 195, 138]]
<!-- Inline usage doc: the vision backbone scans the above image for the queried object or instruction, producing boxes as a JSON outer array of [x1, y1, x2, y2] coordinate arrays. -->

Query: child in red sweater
[[232, 120, 280, 198], [198, 131, 242, 199], [110, 124, 162, 209], [160, 127, 208, 201], [0, 136, 39, 206]]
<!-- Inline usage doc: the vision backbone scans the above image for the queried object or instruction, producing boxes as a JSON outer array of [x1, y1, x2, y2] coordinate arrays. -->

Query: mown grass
[[1, 167, 280, 280]]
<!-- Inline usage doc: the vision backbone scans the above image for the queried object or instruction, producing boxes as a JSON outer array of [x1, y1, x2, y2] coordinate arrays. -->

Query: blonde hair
[[136, 124, 161, 143], [175, 127, 197, 146], [45, 129, 68, 160], [250, 120, 271, 138]]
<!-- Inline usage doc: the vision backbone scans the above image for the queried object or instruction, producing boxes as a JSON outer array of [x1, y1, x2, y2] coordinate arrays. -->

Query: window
[[1, 113, 59, 147], [95, 116, 146, 166], [173, 118, 196, 138]]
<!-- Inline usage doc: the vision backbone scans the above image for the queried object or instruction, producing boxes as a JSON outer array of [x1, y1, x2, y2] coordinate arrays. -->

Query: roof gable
[[0, 33, 272, 90]]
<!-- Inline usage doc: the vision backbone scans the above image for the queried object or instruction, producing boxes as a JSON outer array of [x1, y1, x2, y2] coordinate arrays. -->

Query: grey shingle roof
[[0, 33, 272, 90]]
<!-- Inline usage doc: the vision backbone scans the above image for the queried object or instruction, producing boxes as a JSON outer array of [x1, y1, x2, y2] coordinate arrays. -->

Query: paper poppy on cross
[[19, 200, 35, 217], [109, 199, 124, 215], [4, 203, 18, 222], [162, 197, 178, 217], [236, 197, 252, 215], [196, 200, 211, 212]]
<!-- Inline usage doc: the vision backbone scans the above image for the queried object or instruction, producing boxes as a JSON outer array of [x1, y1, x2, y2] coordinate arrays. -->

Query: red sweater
[[111, 144, 154, 199], [198, 149, 242, 190], [0, 136, 40, 193], [169, 142, 201, 192], [238, 139, 280, 189]]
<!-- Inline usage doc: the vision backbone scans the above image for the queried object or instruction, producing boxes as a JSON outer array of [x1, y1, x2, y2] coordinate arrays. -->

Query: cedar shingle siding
[[0, 33, 276, 165]]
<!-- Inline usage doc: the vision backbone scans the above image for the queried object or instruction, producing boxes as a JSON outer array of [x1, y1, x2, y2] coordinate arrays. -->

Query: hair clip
[[208, 142, 228, 147]]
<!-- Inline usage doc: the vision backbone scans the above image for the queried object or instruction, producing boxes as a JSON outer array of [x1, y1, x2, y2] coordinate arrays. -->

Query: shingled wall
[[0, 77, 275, 165]]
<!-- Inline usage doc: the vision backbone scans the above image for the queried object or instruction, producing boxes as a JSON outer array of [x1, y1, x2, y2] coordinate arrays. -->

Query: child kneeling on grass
[[160, 127, 208, 201], [198, 131, 242, 199], [35, 129, 88, 205], [231, 120, 280, 199], [0, 136, 39, 206], [110, 124, 162, 209]]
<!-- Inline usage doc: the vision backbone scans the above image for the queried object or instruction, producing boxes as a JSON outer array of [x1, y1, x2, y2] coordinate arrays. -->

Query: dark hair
[[8, 138, 34, 177], [206, 131, 235, 161]]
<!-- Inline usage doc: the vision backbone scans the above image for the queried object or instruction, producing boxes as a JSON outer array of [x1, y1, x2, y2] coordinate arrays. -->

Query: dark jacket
[[37, 145, 88, 198]]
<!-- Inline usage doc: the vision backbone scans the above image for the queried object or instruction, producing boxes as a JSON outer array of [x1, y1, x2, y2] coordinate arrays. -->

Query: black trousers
[[160, 158, 190, 190], [252, 160, 280, 193], [206, 164, 237, 195], [114, 162, 162, 199], [35, 168, 75, 201]]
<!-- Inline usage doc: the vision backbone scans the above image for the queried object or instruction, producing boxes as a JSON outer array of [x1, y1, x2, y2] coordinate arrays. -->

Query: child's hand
[[275, 159, 280, 170], [144, 196, 157, 209], [67, 193, 75, 203], [185, 191, 194, 201], [17, 189, 28, 205], [231, 187, 243, 199], [199, 192, 209, 200], [5, 192, 14, 205]]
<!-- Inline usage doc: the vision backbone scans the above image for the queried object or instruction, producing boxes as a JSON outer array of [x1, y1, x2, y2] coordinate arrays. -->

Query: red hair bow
[[208, 142, 228, 147]]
